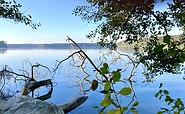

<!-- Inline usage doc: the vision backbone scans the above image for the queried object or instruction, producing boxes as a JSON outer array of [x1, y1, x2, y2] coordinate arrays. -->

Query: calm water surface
[[0, 48, 185, 114]]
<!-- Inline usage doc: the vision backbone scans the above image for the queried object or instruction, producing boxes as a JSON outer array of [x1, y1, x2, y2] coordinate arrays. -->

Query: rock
[[0, 96, 64, 114]]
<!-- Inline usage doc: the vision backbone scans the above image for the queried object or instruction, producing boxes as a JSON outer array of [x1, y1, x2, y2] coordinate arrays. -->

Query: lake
[[0, 47, 185, 114]]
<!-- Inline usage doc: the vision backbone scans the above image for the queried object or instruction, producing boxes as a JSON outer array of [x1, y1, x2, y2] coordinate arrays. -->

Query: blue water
[[0, 48, 185, 114]]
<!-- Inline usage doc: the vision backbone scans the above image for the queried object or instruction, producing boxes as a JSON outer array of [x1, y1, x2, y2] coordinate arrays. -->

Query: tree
[[0, 0, 40, 29], [72, 0, 185, 113], [73, 0, 185, 75]]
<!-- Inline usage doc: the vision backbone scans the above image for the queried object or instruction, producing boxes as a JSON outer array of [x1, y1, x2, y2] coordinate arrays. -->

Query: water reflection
[[0, 48, 184, 114], [117, 46, 134, 54], [0, 49, 7, 55]]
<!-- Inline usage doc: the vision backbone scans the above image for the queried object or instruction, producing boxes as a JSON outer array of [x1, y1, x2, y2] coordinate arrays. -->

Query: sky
[[0, 0, 183, 44], [0, 0, 98, 44]]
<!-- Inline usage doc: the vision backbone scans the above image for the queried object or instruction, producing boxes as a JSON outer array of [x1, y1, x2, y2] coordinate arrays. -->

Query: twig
[[67, 36, 108, 81]]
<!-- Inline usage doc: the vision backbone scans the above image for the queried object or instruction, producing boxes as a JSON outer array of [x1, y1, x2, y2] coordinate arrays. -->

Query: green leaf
[[103, 63, 109, 69], [112, 71, 121, 83], [174, 111, 178, 114], [132, 100, 139, 107], [107, 110, 117, 114], [159, 95, 163, 99], [100, 67, 109, 75], [115, 110, 122, 114], [92, 106, 99, 108], [179, 56, 185, 62], [157, 111, 163, 114], [104, 82, 111, 91], [105, 92, 111, 99], [163, 90, 169, 95], [100, 98, 113, 106], [99, 112, 103, 114], [159, 83, 163, 88], [122, 106, 128, 112], [154, 45, 165, 53], [131, 108, 137, 113], [168, 51, 177, 57], [174, 62, 179, 68], [119, 87, 132, 96], [163, 35, 170, 44], [165, 96, 171, 102], [155, 92, 160, 97]]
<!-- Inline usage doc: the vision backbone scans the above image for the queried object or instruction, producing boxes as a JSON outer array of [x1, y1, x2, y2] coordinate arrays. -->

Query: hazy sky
[[0, 0, 183, 44]]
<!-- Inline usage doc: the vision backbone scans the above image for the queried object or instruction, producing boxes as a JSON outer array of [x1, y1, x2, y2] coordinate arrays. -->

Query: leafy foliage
[[0, 0, 40, 29], [74, 0, 185, 75], [155, 83, 185, 114], [74, 0, 184, 45], [98, 63, 136, 113]]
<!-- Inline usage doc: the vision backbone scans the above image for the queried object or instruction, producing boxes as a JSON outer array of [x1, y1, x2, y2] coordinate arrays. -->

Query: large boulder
[[0, 96, 64, 114]]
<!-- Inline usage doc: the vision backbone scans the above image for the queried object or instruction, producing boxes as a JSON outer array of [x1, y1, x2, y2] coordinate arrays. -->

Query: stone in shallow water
[[0, 96, 64, 114]]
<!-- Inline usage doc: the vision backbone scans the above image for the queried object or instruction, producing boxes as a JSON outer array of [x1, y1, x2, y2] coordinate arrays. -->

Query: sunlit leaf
[[104, 81, 111, 91], [107, 110, 117, 114], [173, 111, 178, 114], [105, 92, 111, 99], [119, 87, 132, 96], [99, 112, 103, 114], [112, 71, 121, 83], [100, 98, 113, 106], [115, 110, 122, 114], [132, 100, 139, 107], [131, 108, 138, 113], [122, 106, 128, 112]]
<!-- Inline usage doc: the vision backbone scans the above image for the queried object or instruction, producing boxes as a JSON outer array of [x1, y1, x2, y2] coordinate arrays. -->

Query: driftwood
[[59, 96, 88, 113], [20, 79, 52, 96], [20, 79, 88, 113]]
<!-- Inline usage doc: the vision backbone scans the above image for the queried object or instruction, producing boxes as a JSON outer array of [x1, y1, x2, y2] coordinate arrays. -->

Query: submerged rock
[[0, 96, 64, 114]]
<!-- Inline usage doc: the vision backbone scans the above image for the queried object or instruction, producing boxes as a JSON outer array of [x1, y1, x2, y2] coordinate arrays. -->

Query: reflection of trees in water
[[0, 49, 7, 55], [117, 46, 134, 54], [0, 61, 52, 100], [52, 37, 140, 113], [0, 38, 184, 113]]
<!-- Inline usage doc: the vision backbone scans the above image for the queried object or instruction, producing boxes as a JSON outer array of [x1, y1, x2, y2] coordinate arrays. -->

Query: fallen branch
[[59, 96, 88, 113], [20, 79, 52, 96]]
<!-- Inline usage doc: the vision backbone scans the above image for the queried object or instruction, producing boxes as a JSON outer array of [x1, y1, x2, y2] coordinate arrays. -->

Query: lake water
[[0, 47, 185, 114]]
